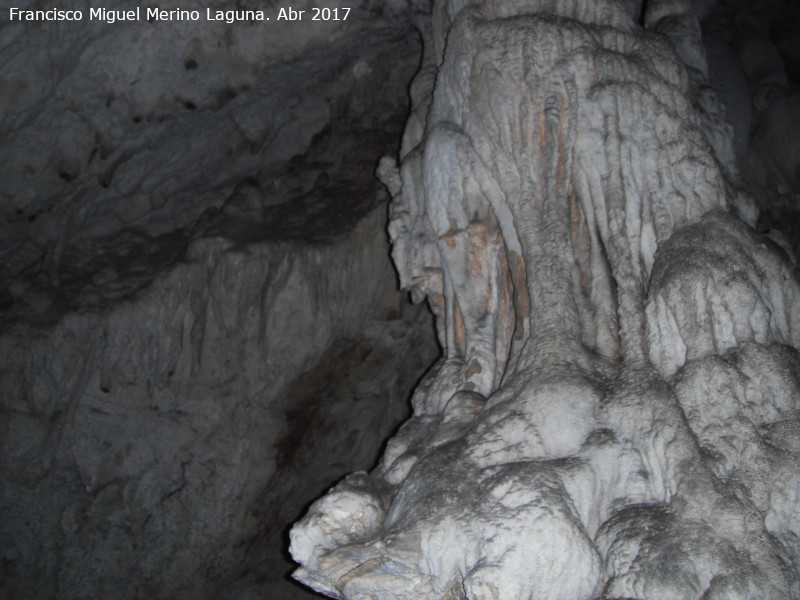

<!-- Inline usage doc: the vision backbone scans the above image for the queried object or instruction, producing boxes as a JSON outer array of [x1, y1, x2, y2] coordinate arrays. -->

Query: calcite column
[[290, 1, 800, 598]]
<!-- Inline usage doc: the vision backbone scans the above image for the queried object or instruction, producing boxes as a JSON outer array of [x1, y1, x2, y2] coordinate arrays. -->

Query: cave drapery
[[291, 1, 800, 598]]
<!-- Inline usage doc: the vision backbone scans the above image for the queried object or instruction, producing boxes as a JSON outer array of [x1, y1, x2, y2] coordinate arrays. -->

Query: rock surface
[[0, 0, 425, 308], [1, 204, 437, 600], [697, 1, 800, 256], [0, 3, 441, 599], [291, 1, 800, 598]]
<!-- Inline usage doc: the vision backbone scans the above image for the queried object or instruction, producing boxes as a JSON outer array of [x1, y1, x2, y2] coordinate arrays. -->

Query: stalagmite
[[290, 1, 800, 598]]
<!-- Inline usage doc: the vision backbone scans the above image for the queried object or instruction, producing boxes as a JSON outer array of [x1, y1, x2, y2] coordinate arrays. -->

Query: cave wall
[[1, 205, 438, 600], [0, 2, 441, 599], [0, 0, 426, 309]]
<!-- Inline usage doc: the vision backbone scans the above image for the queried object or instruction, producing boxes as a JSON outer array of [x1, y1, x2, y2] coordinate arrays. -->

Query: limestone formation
[[0, 5, 439, 599], [291, 1, 800, 598]]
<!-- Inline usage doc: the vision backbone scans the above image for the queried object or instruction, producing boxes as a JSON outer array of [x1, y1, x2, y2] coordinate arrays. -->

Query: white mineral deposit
[[291, 1, 800, 599]]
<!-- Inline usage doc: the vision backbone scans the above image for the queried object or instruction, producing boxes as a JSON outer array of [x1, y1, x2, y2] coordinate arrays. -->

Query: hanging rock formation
[[291, 1, 800, 598]]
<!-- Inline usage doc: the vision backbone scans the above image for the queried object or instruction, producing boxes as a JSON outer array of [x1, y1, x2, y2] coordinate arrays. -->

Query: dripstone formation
[[291, 1, 800, 598]]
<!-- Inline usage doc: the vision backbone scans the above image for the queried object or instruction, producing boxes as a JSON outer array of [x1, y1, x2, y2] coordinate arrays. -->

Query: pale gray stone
[[291, 1, 800, 598]]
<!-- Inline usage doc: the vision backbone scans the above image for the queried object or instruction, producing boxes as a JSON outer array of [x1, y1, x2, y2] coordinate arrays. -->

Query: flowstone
[[290, 1, 800, 598]]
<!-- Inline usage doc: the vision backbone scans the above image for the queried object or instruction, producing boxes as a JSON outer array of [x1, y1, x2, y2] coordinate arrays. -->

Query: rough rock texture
[[0, 0, 426, 308], [0, 3, 441, 599], [696, 1, 800, 256], [291, 1, 800, 598], [1, 205, 437, 600]]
